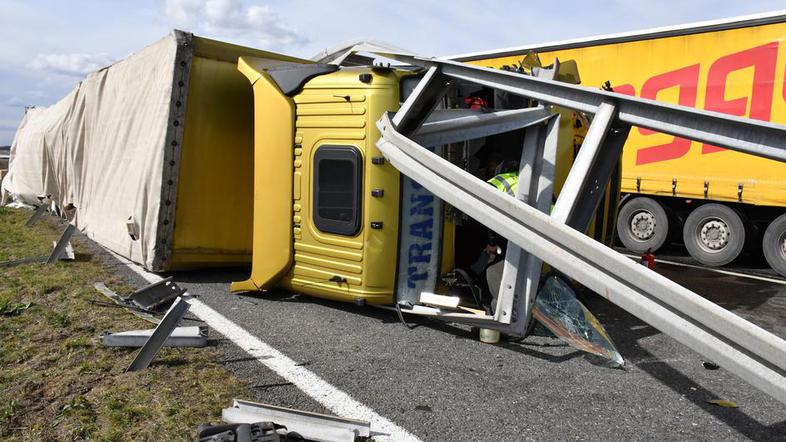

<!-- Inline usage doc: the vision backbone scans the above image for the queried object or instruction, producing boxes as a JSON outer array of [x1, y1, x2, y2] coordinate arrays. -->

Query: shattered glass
[[532, 276, 624, 367]]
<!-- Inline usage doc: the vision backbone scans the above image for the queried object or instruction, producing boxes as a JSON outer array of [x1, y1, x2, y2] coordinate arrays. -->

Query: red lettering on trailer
[[702, 42, 778, 154], [612, 42, 779, 165], [635, 65, 700, 165]]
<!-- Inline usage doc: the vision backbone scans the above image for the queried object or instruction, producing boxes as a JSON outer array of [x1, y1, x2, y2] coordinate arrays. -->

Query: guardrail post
[[494, 115, 558, 331]]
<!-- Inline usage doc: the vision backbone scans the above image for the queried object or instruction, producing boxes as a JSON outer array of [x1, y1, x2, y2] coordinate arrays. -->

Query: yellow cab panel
[[232, 62, 408, 303], [281, 68, 405, 304]]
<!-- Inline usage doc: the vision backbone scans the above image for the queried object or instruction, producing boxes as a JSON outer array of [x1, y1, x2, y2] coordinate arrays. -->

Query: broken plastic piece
[[532, 276, 624, 367], [101, 325, 207, 348], [707, 399, 738, 408]]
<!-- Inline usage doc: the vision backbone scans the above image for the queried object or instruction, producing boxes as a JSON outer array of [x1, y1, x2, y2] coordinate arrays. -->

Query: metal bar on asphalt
[[222, 399, 371, 442], [376, 112, 786, 404], [24, 204, 47, 227], [127, 296, 190, 372], [414, 107, 552, 147], [102, 326, 207, 348], [45, 224, 76, 263], [397, 56, 786, 162]]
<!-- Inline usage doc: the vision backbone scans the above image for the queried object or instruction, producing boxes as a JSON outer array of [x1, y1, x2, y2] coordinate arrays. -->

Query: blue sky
[[1, 0, 785, 145]]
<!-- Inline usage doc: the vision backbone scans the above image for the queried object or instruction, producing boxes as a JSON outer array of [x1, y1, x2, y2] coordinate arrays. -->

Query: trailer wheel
[[616, 197, 669, 253], [763, 213, 786, 277], [683, 203, 745, 267]]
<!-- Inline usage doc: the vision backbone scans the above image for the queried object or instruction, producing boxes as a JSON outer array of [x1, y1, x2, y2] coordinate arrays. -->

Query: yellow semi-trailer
[[454, 11, 786, 276]]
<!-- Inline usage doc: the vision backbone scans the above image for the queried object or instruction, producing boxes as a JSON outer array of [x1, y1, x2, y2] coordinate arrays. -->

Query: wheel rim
[[779, 230, 786, 260], [629, 210, 656, 241], [696, 217, 730, 253]]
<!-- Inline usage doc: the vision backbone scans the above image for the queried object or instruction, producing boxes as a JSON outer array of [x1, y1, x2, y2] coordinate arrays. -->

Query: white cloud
[[30, 53, 115, 77], [165, 0, 307, 49]]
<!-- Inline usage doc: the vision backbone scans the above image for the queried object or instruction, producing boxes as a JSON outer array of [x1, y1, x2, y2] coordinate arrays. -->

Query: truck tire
[[763, 213, 786, 277], [616, 197, 669, 253], [683, 203, 745, 267]]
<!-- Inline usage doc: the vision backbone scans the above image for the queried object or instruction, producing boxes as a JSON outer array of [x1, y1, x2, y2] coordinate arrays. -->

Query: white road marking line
[[112, 253, 421, 442], [622, 253, 786, 286]]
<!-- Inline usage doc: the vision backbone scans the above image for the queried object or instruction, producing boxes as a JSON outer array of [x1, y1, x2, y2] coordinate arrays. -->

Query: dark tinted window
[[314, 146, 362, 235]]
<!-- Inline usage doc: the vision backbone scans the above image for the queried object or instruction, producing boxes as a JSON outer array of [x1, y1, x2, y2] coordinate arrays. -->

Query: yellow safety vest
[[487, 172, 519, 196]]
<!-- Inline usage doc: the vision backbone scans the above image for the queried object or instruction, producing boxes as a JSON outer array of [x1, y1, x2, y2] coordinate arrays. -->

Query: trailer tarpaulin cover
[[1, 32, 184, 269]]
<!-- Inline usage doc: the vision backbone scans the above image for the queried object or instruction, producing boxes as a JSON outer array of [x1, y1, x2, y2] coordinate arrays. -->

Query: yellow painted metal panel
[[294, 242, 363, 261], [292, 264, 362, 285], [170, 56, 253, 268], [230, 57, 296, 292], [294, 252, 363, 274], [164, 37, 310, 270], [474, 22, 786, 207], [285, 277, 392, 304], [280, 68, 404, 303], [294, 95, 367, 104]]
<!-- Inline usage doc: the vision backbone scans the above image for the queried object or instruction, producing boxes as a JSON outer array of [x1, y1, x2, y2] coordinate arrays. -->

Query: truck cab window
[[313, 145, 362, 236]]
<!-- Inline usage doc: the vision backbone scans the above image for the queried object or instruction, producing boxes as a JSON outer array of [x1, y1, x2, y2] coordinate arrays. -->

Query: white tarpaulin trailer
[[2, 30, 309, 271]]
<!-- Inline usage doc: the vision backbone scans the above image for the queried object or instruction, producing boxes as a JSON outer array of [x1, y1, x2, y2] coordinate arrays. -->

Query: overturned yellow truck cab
[[230, 55, 615, 309], [230, 59, 409, 303]]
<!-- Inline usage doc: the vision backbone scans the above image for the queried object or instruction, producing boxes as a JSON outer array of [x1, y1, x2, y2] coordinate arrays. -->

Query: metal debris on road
[[101, 325, 207, 348], [94, 282, 161, 324], [127, 276, 186, 311], [222, 399, 370, 442], [94, 278, 188, 324], [197, 421, 295, 442]]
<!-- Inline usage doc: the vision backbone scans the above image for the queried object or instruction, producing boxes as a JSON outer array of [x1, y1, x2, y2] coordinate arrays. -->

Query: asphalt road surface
[[109, 253, 785, 441]]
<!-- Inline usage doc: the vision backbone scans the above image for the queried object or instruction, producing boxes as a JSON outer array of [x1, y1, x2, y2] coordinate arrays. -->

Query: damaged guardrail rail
[[375, 56, 786, 405]]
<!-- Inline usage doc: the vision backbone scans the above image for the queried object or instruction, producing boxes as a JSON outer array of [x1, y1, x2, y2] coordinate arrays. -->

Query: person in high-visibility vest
[[469, 160, 520, 277], [483, 168, 519, 260], [487, 171, 519, 197]]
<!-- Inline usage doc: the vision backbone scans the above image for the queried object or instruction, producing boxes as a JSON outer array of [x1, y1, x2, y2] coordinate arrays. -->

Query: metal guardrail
[[398, 56, 786, 162], [375, 57, 786, 405]]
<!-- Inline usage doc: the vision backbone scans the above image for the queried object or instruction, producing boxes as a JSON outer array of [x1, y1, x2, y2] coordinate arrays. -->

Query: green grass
[[0, 208, 248, 440]]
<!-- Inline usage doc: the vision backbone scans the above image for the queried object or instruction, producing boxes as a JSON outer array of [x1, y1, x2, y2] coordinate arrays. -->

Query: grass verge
[[0, 207, 248, 440]]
